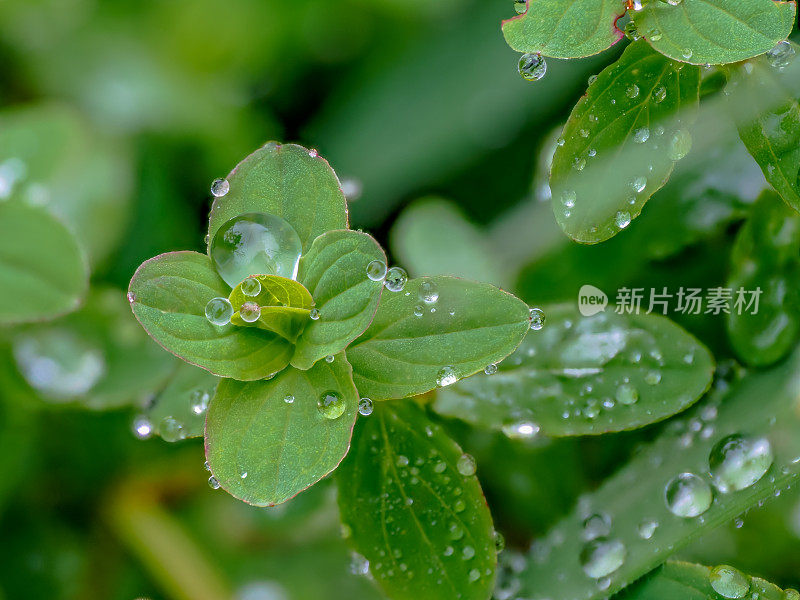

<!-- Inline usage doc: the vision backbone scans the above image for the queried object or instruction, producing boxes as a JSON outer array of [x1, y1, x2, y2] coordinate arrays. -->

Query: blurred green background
[[0, 0, 797, 598]]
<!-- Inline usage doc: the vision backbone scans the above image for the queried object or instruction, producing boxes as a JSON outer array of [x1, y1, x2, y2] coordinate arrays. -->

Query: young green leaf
[[550, 41, 701, 243], [345, 276, 531, 401], [0, 202, 88, 325], [504, 347, 800, 600], [390, 198, 510, 288], [336, 401, 497, 600], [292, 230, 385, 370], [434, 305, 714, 436], [617, 561, 793, 600], [206, 142, 348, 253], [632, 0, 795, 66], [728, 46, 800, 213], [146, 362, 219, 440], [229, 274, 312, 343], [502, 0, 627, 59], [727, 192, 800, 367], [205, 354, 358, 506], [129, 251, 293, 380]]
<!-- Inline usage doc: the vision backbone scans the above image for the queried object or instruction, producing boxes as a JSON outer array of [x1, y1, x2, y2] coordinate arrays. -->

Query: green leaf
[[550, 41, 701, 243], [229, 274, 312, 343], [0, 103, 133, 267], [501, 0, 627, 59], [206, 142, 348, 253], [345, 276, 531, 401], [292, 230, 385, 370], [728, 46, 800, 213], [726, 192, 800, 367], [336, 401, 497, 600], [129, 251, 293, 380], [0, 202, 88, 325], [434, 304, 714, 436], [505, 347, 800, 600], [617, 561, 792, 600], [205, 354, 358, 506], [146, 362, 219, 440], [390, 198, 510, 288], [632, 0, 795, 66]]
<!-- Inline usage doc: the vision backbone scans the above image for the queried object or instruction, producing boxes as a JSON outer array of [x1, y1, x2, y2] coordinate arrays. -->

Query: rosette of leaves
[[127, 142, 532, 511]]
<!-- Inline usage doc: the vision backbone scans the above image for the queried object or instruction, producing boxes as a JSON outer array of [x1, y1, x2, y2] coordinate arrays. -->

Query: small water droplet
[[366, 260, 387, 281], [501, 420, 540, 439], [317, 391, 346, 419], [358, 397, 373, 416], [127, 291, 136, 303], [284, 394, 294, 404], [615, 211, 632, 229], [325, 354, 335, 363], [240, 277, 261, 297], [210, 178, 230, 197], [653, 86, 667, 103], [766, 40, 795, 69], [484, 363, 498, 375], [240, 302, 261, 323], [637, 518, 658, 539], [582, 513, 611, 540], [624, 21, 641, 41], [437, 366, 459, 387], [457, 453, 477, 476], [205, 297, 234, 326], [579, 537, 626, 579], [132, 415, 153, 439], [668, 128, 693, 161], [708, 434, 773, 493], [419, 278, 439, 304], [208, 475, 221, 489], [631, 176, 647, 193], [633, 127, 650, 144], [561, 190, 577, 208], [513, 0, 527, 13], [189, 389, 210, 415], [710, 565, 750, 598], [309, 308, 320, 320], [529, 307, 546, 330], [682, 48, 694, 59], [626, 84, 640, 99], [384, 267, 408, 292], [518, 53, 547, 82], [665, 472, 713, 518], [615, 383, 639, 405], [160, 416, 185, 443]]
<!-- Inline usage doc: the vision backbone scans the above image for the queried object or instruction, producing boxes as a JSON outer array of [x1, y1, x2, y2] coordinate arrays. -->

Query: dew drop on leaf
[[159, 416, 185, 443], [637, 518, 658, 540], [208, 475, 221, 489], [366, 259, 387, 281], [624, 21, 641, 41], [615, 211, 632, 229], [633, 127, 650, 144], [579, 537, 626, 579], [653, 86, 667, 103], [513, 0, 527, 14], [708, 434, 773, 493], [501, 420, 540, 439], [205, 297, 233, 326], [484, 363, 498, 375], [631, 176, 647, 193], [529, 307, 546, 330], [358, 397, 373, 416], [210, 178, 230, 197], [582, 513, 611, 541], [518, 53, 547, 82], [668, 128, 693, 161], [615, 383, 639, 405], [283, 394, 294, 404], [239, 302, 261, 323], [766, 40, 795, 69], [384, 266, 408, 292], [709, 565, 750, 598], [457, 453, 477, 476], [665, 472, 713, 518], [309, 308, 320, 320], [437, 366, 459, 387], [240, 277, 261, 297], [418, 278, 439, 304], [189, 389, 210, 415], [317, 391, 346, 420], [210, 212, 302, 287], [625, 84, 640, 99]]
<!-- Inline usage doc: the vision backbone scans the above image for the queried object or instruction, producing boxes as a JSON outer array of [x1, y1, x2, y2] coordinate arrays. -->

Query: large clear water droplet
[[518, 53, 547, 82], [240, 277, 262, 297], [709, 565, 750, 598], [210, 213, 302, 288], [366, 260, 387, 281], [317, 391, 346, 420], [665, 472, 712, 518], [205, 297, 233, 326], [708, 433, 773, 493], [579, 537, 626, 579]]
